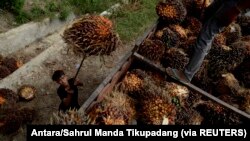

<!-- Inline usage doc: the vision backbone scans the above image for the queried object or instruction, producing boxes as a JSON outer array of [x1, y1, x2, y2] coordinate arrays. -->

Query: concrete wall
[[0, 13, 75, 57]]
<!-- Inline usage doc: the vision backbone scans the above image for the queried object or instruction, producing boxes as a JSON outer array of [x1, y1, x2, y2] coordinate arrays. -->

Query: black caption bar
[[27, 125, 249, 140]]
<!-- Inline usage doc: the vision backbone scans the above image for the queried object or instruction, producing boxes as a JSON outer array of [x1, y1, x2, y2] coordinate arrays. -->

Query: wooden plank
[[133, 52, 250, 119]]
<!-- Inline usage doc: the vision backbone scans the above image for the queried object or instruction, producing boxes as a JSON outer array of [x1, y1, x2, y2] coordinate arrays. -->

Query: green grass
[[3, 0, 158, 42], [110, 0, 158, 42]]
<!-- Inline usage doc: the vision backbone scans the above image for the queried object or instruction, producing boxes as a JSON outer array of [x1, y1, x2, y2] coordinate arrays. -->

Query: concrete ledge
[[0, 13, 75, 57], [0, 35, 65, 90]]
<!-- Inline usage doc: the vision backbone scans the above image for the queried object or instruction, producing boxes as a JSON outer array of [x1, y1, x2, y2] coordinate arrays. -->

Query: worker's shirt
[[57, 78, 80, 112]]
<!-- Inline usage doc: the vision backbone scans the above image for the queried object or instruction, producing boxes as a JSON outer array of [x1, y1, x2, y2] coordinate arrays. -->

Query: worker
[[52, 70, 83, 112], [166, 0, 250, 83]]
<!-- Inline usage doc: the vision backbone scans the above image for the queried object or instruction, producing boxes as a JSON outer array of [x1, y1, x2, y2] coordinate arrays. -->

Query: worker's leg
[[184, 0, 239, 82]]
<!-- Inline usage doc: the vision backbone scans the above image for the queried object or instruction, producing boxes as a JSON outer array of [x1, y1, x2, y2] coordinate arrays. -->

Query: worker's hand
[[65, 86, 74, 94], [74, 79, 83, 86], [216, 5, 240, 27]]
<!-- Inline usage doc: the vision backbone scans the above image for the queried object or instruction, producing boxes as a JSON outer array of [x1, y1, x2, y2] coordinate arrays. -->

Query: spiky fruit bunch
[[216, 73, 241, 96], [195, 101, 244, 125], [207, 44, 245, 79], [178, 36, 196, 57], [213, 33, 226, 46], [222, 23, 242, 46], [2, 57, 23, 73], [0, 65, 11, 79], [176, 107, 203, 125], [161, 27, 180, 48], [89, 91, 136, 125], [0, 54, 3, 65], [162, 48, 189, 70], [119, 71, 144, 95], [193, 0, 212, 19], [0, 111, 22, 134], [163, 82, 189, 107], [231, 40, 250, 58], [234, 59, 250, 88], [138, 39, 165, 62], [17, 107, 36, 123], [192, 60, 213, 92], [0, 88, 18, 114], [18, 85, 36, 101], [139, 93, 176, 125], [145, 71, 166, 86], [242, 95, 250, 114], [183, 17, 202, 36], [63, 14, 120, 55], [156, 0, 187, 24], [169, 24, 187, 41], [51, 109, 90, 125], [182, 0, 194, 16], [237, 15, 250, 35], [154, 29, 164, 39]]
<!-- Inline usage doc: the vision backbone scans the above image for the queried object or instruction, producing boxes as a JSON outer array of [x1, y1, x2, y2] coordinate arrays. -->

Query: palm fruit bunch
[[156, 0, 187, 24], [145, 71, 166, 86], [154, 29, 164, 39], [0, 88, 18, 115], [241, 95, 250, 114], [137, 39, 165, 62], [193, 0, 212, 19], [161, 27, 180, 47], [237, 15, 250, 36], [182, 0, 194, 16], [138, 92, 176, 125], [2, 57, 23, 73], [216, 73, 250, 112], [183, 17, 202, 36], [213, 33, 226, 46], [169, 24, 187, 41], [192, 60, 213, 92], [0, 65, 11, 79], [231, 40, 250, 58], [63, 14, 120, 56], [234, 59, 250, 88], [186, 90, 203, 107], [195, 101, 244, 125], [175, 107, 203, 125], [207, 44, 245, 79], [16, 107, 36, 123], [162, 48, 189, 70], [50, 109, 90, 125], [119, 71, 144, 97], [163, 82, 189, 107], [88, 91, 136, 125], [178, 36, 196, 57], [216, 73, 241, 96], [0, 110, 22, 134], [222, 23, 242, 46], [138, 79, 176, 125], [18, 85, 36, 101], [0, 54, 3, 64]]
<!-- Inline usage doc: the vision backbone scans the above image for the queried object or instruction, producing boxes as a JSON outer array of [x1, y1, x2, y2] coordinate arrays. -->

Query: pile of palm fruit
[[86, 0, 250, 125], [0, 55, 23, 80], [62, 14, 120, 56]]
